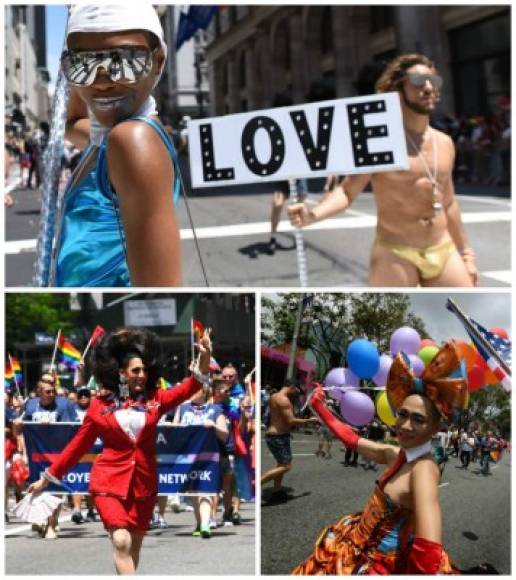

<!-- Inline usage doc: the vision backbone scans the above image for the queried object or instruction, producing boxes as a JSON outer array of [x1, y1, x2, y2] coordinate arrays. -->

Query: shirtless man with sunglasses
[[289, 54, 477, 287]]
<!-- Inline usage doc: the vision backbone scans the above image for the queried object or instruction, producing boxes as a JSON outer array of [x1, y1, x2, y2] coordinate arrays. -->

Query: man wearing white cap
[[49, 4, 183, 288]]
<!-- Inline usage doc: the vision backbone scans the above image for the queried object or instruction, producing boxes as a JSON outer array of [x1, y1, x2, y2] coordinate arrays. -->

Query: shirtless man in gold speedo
[[288, 54, 478, 287]]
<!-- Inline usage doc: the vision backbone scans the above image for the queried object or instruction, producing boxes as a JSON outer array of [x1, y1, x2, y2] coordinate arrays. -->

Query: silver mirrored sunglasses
[[61, 47, 155, 87], [405, 73, 443, 90]]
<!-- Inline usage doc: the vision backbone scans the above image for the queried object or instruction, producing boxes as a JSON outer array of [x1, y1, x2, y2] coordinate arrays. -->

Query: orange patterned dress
[[292, 454, 457, 575]]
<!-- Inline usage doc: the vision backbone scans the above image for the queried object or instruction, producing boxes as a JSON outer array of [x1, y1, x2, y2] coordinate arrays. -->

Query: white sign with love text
[[188, 92, 409, 188]]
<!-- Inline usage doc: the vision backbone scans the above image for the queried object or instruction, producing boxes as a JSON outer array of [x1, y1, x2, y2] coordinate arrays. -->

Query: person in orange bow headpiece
[[292, 341, 470, 575]]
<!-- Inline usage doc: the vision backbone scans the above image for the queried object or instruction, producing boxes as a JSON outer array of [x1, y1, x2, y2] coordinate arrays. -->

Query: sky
[[263, 292, 512, 345], [45, 5, 67, 90], [408, 292, 511, 343]]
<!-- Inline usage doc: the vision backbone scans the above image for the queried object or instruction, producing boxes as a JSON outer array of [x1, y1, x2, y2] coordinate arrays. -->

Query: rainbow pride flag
[[5, 359, 14, 388], [11, 356, 22, 384], [159, 377, 172, 390], [58, 335, 81, 369]]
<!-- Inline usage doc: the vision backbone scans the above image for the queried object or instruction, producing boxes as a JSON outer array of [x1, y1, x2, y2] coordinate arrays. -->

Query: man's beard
[[401, 88, 434, 115]]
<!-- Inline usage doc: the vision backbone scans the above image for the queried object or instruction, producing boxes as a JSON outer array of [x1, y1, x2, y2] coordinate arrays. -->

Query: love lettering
[[189, 93, 408, 188]]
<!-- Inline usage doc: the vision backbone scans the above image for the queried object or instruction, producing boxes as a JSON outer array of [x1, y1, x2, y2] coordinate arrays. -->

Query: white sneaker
[[209, 518, 218, 529]]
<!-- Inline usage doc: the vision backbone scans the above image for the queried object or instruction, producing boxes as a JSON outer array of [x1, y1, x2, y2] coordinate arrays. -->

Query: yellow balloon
[[376, 391, 396, 426]]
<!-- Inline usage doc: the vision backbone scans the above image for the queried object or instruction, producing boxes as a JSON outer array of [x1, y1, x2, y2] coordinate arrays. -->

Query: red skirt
[[93, 491, 156, 534]]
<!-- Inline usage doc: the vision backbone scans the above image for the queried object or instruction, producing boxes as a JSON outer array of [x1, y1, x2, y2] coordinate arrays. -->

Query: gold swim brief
[[374, 238, 457, 280]]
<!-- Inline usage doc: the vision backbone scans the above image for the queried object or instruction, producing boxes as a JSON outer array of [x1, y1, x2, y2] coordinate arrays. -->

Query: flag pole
[[287, 294, 305, 380], [50, 329, 62, 373], [289, 179, 309, 287], [446, 298, 511, 376], [81, 336, 94, 362], [190, 318, 195, 365], [8, 354, 21, 398]]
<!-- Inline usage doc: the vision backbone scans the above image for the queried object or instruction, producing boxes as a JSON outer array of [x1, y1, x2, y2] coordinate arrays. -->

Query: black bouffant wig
[[93, 328, 162, 394]]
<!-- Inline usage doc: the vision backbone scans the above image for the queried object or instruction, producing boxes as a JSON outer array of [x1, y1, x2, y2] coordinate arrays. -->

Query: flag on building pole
[[446, 298, 511, 392], [176, 6, 218, 50]]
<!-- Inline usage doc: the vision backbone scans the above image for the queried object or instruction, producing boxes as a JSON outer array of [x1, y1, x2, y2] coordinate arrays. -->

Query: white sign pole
[[289, 179, 308, 287]]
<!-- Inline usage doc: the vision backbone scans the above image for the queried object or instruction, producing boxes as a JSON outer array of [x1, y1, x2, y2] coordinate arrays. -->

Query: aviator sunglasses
[[404, 72, 443, 91], [61, 46, 156, 87]]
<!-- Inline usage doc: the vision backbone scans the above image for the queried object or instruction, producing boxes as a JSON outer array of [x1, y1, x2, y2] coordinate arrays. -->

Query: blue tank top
[[52, 116, 180, 287]]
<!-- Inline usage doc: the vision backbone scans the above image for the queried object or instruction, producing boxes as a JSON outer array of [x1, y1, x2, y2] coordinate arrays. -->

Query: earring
[[119, 374, 129, 399]]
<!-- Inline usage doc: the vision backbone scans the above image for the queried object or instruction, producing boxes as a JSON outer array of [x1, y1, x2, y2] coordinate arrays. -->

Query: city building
[[5, 5, 50, 132], [7, 293, 255, 394], [205, 5, 509, 118], [155, 5, 211, 125]]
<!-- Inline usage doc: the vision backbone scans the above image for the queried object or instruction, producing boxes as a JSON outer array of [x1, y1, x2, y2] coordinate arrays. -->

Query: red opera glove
[[310, 386, 359, 450], [405, 537, 444, 574]]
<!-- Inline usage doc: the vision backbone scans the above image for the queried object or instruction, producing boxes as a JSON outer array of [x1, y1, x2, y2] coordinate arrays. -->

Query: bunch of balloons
[[322, 325, 510, 428]]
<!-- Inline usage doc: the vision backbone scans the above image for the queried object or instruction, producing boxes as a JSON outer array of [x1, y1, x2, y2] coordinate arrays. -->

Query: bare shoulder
[[106, 119, 172, 171], [271, 392, 290, 407], [433, 127, 455, 150], [412, 456, 440, 484], [106, 119, 173, 198]]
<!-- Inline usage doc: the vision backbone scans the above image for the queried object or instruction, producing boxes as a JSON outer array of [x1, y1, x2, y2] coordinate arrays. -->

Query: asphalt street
[[5, 168, 511, 287], [5, 498, 255, 575], [261, 430, 511, 575]]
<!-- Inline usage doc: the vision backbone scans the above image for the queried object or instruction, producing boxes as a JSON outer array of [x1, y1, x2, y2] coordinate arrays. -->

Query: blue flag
[[24, 423, 220, 495], [176, 6, 218, 50]]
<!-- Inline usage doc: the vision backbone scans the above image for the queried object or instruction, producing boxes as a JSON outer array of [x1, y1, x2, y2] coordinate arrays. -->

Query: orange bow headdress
[[386, 341, 469, 418]]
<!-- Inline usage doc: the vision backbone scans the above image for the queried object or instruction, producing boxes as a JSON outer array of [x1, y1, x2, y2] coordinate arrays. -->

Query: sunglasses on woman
[[61, 46, 156, 87], [404, 73, 443, 90]]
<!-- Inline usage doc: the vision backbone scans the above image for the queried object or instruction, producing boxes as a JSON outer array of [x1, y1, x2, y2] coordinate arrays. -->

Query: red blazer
[[48, 376, 202, 499]]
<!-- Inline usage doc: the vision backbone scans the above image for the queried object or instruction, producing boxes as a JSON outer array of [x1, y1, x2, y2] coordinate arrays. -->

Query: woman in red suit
[[29, 327, 212, 574]]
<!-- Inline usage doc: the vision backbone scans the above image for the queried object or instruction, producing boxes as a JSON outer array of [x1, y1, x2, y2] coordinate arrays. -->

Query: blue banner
[[24, 423, 220, 495]]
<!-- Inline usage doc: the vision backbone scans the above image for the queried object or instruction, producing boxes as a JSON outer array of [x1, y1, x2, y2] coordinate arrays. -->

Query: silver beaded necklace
[[405, 127, 441, 222]]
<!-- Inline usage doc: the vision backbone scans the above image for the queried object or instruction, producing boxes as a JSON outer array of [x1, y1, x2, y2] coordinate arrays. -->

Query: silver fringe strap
[[289, 178, 309, 287], [33, 28, 70, 286]]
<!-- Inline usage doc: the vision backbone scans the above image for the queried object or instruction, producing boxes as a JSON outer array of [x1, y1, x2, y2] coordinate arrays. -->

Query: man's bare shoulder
[[433, 127, 454, 150], [270, 391, 291, 407]]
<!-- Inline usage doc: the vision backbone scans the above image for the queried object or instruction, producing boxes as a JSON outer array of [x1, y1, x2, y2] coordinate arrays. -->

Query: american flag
[[446, 298, 511, 392], [466, 318, 511, 391]]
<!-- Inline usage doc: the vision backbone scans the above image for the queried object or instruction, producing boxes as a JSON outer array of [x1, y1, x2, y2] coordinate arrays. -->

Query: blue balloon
[[347, 339, 380, 379]]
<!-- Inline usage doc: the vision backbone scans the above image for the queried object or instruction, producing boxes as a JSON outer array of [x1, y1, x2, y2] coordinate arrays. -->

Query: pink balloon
[[340, 390, 375, 427], [390, 327, 421, 355], [408, 354, 425, 377], [372, 354, 393, 387]]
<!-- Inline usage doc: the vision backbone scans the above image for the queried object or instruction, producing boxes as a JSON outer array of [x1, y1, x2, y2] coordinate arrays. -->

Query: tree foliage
[[467, 385, 511, 438], [6, 294, 79, 349], [262, 293, 429, 378]]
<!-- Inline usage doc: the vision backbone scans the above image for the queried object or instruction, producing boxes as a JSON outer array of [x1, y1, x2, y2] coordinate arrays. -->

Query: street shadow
[[261, 490, 311, 507], [461, 562, 499, 574], [174, 530, 236, 537], [238, 237, 296, 260], [471, 469, 492, 476], [15, 209, 41, 216], [463, 531, 479, 541], [43, 530, 106, 539]]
